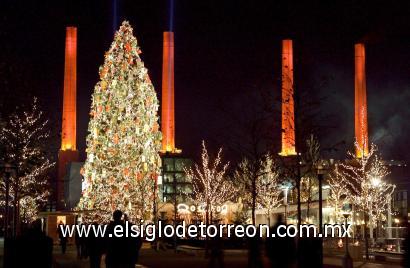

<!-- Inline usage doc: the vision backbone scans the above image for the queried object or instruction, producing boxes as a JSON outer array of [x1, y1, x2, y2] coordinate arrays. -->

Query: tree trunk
[[13, 188, 19, 237], [306, 179, 311, 223], [205, 200, 210, 256], [206, 200, 210, 225], [364, 212, 369, 260], [251, 177, 257, 225], [16, 199, 20, 236], [296, 155, 302, 227], [296, 176, 301, 226]]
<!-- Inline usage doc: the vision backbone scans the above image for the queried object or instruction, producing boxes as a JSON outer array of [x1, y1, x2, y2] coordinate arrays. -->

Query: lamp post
[[394, 218, 399, 238], [364, 176, 381, 259], [153, 166, 161, 251], [316, 160, 328, 268], [281, 185, 290, 224], [394, 218, 400, 252], [342, 203, 353, 268], [316, 160, 328, 233], [173, 172, 178, 253]]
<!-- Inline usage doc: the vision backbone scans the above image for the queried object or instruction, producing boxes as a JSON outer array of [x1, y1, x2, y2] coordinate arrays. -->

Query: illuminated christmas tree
[[77, 21, 162, 222]]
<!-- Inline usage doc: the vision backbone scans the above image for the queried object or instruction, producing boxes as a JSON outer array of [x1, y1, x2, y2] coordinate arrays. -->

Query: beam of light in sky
[[113, 0, 118, 34], [169, 0, 174, 31]]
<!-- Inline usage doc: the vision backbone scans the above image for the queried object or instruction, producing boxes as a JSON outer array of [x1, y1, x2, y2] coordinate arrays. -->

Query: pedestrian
[[125, 215, 143, 265], [14, 219, 53, 267], [209, 233, 224, 268], [265, 214, 296, 268], [58, 220, 68, 254], [248, 235, 263, 268], [87, 222, 104, 268], [75, 222, 82, 259], [105, 210, 139, 268]]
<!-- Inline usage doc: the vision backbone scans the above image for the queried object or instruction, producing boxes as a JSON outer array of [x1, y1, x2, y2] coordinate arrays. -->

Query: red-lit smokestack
[[58, 26, 79, 209], [61, 27, 77, 151], [279, 39, 296, 156], [162, 31, 179, 153], [354, 43, 369, 158]]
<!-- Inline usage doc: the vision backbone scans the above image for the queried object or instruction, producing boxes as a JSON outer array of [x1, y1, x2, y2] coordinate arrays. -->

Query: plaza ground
[[52, 245, 406, 268], [0, 239, 404, 268]]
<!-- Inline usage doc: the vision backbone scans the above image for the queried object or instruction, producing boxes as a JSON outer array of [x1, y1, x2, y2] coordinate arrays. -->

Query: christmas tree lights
[[77, 21, 162, 222]]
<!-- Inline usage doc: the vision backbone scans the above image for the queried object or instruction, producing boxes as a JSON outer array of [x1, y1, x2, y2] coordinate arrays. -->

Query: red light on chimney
[[354, 43, 369, 158], [61, 27, 77, 151], [161, 32, 180, 153], [280, 39, 296, 156]]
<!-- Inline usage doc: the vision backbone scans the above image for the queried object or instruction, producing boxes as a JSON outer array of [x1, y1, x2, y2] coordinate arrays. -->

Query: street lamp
[[364, 175, 382, 259], [281, 184, 291, 224], [316, 160, 329, 234], [370, 176, 381, 188], [342, 203, 353, 268], [394, 218, 400, 252], [317, 159, 329, 268]]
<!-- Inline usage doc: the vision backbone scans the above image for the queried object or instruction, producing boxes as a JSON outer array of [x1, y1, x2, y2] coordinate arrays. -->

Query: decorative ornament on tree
[[77, 21, 162, 222]]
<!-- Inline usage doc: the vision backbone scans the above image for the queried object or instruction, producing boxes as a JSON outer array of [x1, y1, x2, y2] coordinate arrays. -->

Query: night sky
[[1, 0, 410, 163]]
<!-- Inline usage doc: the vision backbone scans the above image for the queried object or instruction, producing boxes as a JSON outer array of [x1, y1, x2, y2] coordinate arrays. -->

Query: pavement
[[50, 245, 404, 268], [0, 238, 405, 267], [323, 257, 404, 268]]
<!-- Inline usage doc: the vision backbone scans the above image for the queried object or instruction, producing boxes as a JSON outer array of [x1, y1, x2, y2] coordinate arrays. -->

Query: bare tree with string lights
[[0, 98, 54, 225], [184, 141, 235, 224], [234, 153, 283, 225], [255, 154, 283, 226], [327, 164, 351, 223], [335, 142, 395, 259]]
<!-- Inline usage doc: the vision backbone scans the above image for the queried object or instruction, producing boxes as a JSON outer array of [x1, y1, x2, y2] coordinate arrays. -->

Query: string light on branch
[[0, 98, 54, 223], [184, 141, 235, 222], [334, 142, 395, 225]]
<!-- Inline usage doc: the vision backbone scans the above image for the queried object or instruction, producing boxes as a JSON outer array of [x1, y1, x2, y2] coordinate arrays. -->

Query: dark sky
[[1, 0, 410, 162]]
